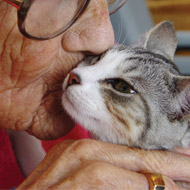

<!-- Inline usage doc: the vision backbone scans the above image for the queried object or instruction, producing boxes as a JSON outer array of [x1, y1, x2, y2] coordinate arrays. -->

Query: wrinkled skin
[[1, 0, 190, 189], [18, 139, 190, 189], [0, 0, 114, 139]]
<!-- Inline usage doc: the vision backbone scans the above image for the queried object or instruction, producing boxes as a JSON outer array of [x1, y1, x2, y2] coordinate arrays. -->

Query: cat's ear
[[170, 75, 190, 120], [143, 21, 177, 60]]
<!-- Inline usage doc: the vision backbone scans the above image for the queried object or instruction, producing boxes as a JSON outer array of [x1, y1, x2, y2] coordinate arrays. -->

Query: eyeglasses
[[3, 0, 127, 40]]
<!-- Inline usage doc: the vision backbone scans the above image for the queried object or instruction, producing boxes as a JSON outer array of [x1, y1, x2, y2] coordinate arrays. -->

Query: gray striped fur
[[62, 21, 190, 150]]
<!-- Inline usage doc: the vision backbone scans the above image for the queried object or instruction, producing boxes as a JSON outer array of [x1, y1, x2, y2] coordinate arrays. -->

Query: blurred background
[[110, 0, 190, 75]]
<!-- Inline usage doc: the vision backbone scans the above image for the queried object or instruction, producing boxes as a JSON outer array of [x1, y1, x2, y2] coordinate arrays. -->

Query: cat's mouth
[[62, 90, 100, 123], [63, 92, 75, 110]]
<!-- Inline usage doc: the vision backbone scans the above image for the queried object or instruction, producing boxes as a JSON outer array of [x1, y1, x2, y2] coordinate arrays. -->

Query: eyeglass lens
[[22, 0, 127, 39], [24, 0, 88, 38]]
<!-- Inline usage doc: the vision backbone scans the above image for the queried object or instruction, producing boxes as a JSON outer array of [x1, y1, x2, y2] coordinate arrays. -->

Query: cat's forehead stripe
[[121, 48, 180, 74], [134, 48, 171, 63], [123, 65, 139, 73]]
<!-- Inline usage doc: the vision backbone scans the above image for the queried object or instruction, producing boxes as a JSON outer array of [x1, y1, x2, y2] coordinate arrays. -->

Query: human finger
[[28, 161, 189, 190], [164, 176, 189, 190], [51, 139, 190, 182], [52, 161, 149, 190], [55, 140, 190, 181], [17, 140, 75, 188], [174, 147, 190, 157], [18, 139, 190, 189]]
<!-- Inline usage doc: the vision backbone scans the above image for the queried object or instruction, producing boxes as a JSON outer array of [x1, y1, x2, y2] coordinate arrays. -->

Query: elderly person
[[0, 0, 190, 189]]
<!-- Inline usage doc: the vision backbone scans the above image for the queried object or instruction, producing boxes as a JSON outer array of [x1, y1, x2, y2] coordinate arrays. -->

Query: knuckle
[[63, 139, 98, 155], [158, 151, 177, 173], [83, 161, 111, 178], [142, 150, 175, 172], [48, 140, 73, 153]]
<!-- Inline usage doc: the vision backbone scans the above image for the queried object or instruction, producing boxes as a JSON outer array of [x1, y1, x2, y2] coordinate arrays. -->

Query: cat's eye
[[106, 78, 136, 94]]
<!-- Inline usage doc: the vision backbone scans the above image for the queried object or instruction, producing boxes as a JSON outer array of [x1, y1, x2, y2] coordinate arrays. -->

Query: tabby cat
[[62, 21, 190, 150]]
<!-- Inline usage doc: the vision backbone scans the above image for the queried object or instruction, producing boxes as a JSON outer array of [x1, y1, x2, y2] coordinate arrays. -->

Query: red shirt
[[0, 125, 90, 189]]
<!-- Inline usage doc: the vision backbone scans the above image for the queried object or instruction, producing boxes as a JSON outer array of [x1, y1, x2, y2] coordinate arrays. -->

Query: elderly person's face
[[0, 0, 116, 139]]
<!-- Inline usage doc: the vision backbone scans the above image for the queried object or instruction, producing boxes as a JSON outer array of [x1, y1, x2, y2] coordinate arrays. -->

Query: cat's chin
[[62, 92, 100, 129], [63, 94, 95, 120], [63, 92, 143, 147]]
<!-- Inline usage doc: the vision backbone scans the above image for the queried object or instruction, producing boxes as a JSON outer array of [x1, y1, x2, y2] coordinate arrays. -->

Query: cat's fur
[[62, 21, 190, 150]]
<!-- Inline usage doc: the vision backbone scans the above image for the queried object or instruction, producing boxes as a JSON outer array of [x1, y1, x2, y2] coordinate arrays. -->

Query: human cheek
[[61, 0, 114, 54]]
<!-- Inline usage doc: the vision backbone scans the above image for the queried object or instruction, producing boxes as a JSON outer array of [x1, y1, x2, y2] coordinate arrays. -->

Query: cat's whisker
[[117, 21, 123, 44], [112, 19, 122, 44], [120, 32, 129, 46], [121, 21, 136, 46]]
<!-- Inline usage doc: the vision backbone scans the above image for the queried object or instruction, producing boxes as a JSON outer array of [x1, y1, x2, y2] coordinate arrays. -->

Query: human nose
[[61, 0, 115, 54]]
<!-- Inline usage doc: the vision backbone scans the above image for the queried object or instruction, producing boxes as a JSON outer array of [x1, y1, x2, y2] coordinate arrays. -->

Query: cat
[[62, 21, 190, 150]]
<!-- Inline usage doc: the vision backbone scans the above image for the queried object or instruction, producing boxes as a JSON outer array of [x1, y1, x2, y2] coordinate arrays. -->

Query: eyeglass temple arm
[[2, 0, 24, 10]]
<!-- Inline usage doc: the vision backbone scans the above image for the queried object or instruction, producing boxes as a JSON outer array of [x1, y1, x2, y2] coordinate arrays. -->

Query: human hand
[[0, 0, 114, 139], [17, 139, 190, 189]]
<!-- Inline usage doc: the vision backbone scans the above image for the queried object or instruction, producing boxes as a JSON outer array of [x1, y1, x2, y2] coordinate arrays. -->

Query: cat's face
[[62, 21, 190, 148], [62, 45, 180, 146], [62, 47, 148, 145]]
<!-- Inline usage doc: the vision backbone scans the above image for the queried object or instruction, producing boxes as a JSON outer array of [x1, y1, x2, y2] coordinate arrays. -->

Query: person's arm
[[16, 139, 190, 189]]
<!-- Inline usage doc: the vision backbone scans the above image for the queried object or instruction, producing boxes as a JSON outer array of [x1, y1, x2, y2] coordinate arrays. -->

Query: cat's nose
[[67, 72, 81, 87]]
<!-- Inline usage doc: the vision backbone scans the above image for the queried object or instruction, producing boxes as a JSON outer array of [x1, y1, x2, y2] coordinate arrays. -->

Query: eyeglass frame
[[3, 0, 127, 40]]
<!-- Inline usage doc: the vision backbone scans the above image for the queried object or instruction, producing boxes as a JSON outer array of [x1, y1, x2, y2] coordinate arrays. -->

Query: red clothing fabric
[[41, 124, 90, 152], [0, 125, 90, 189], [0, 129, 24, 189]]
